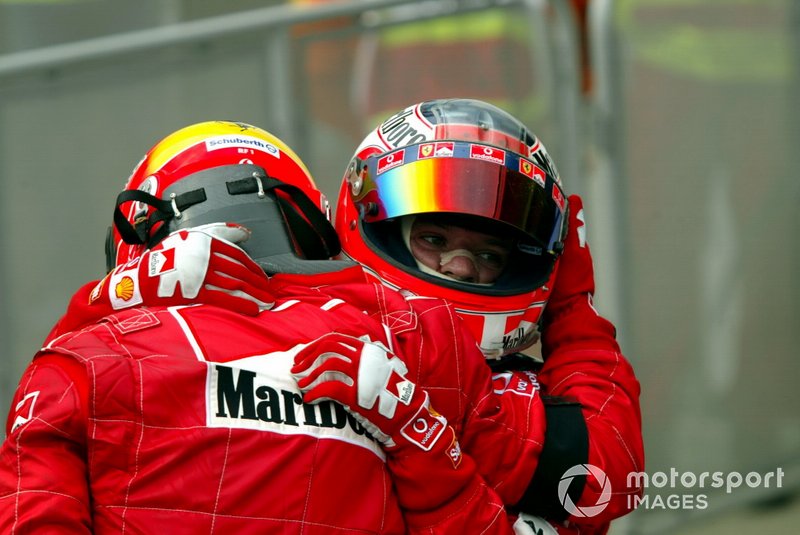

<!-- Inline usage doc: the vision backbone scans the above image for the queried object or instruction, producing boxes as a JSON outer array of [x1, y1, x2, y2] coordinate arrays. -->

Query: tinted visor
[[354, 141, 565, 253]]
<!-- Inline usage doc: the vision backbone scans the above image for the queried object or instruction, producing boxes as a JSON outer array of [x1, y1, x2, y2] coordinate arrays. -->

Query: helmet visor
[[353, 141, 565, 253]]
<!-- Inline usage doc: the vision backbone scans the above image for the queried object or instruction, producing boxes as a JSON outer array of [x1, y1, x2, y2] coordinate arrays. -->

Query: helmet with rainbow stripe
[[336, 99, 567, 358]]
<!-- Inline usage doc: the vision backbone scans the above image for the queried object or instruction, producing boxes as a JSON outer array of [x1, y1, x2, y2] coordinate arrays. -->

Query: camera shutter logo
[[558, 464, 612, 517]]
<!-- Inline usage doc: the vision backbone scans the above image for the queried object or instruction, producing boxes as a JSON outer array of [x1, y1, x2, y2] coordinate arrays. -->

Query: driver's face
[[408, 216, 514, 284]]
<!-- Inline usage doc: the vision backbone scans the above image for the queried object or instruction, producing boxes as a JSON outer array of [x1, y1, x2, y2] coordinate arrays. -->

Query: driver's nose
[[439, 249, 479, 283]]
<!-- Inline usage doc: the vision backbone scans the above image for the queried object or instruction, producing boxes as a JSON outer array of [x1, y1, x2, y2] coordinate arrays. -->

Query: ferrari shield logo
[[419, 143, 435, 158]]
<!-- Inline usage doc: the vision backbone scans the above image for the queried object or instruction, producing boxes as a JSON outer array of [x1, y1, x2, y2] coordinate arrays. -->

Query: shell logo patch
[[115, 276, 136, 301]]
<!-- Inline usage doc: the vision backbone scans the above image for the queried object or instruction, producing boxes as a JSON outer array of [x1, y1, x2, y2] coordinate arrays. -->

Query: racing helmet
[[336, 99, 568, 358], [107, 120, 339, 274]]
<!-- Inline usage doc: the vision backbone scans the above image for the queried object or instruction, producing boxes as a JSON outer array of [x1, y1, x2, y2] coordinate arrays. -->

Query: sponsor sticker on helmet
[[552, 183, 566, 212], [376, 104, 433, 150], [377, 149, 406, 174], [456, 308, 544, 358], [469, 144, 505, 165], [205, 135, 280, 158], [519, 158, 547, 188], [418, 142, 454, 159]]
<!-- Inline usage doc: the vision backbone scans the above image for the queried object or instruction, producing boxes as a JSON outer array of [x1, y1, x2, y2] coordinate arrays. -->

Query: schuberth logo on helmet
[[205, 135, 280, 157]]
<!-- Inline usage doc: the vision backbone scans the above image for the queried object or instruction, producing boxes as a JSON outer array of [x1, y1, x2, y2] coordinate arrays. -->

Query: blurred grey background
[[0, 0, 798, 533]]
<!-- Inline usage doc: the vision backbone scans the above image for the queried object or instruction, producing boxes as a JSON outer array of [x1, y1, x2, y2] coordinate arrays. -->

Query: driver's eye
[[477, 252, 506, 268], [419, 234, 446, 248]]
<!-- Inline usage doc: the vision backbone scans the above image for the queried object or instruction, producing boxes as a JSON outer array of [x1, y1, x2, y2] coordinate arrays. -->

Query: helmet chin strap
[[400, 216, 493, 287]]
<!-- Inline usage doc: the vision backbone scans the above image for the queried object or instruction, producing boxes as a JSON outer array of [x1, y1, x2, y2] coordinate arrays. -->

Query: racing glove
[[291, 333, 478, 515], [98, 222, 275, 315]]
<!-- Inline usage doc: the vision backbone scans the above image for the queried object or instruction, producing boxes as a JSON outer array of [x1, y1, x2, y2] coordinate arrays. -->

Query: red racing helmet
[[107, 120, 339, 274], [336, 99, 568, 358]]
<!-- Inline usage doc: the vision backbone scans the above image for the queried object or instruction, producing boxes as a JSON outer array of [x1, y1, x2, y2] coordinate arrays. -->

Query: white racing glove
[[291, 332, 449, 452], [99, 222, 274, 315], [292, 332, 525, 532]]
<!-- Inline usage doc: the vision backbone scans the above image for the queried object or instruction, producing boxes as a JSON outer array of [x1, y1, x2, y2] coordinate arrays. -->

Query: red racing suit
[[9, 195, 643, 534], [1, 272, 531, 534], [289, 195, 645, 533], [275, 256, 643, 535]]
